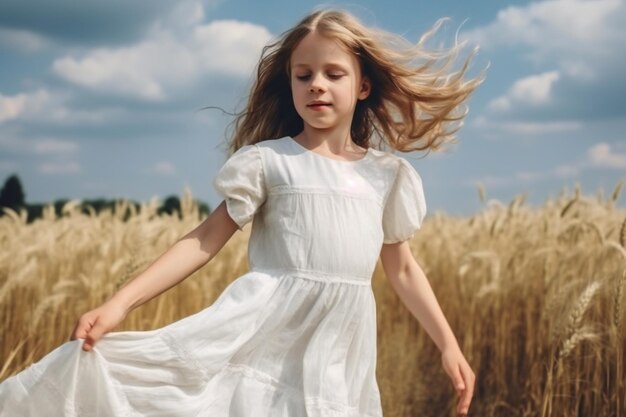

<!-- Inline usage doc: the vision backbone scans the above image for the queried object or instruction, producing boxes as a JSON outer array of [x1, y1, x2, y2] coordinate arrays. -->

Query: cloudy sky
[[1, 0, 624, 216]]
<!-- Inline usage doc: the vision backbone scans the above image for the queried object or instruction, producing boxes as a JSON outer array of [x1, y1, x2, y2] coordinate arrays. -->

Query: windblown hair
[[225, 7, 487, 155]]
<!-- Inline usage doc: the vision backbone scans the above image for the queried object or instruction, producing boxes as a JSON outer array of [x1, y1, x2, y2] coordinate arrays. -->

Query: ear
[[358, 76, 371, 101]]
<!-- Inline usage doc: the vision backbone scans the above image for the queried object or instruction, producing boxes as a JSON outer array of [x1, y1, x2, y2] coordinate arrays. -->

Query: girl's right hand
[[69, 300, 128, 351]]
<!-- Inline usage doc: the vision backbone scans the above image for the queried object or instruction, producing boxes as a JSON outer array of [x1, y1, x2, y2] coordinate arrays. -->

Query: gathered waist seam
[[251, 267, 370, 286]]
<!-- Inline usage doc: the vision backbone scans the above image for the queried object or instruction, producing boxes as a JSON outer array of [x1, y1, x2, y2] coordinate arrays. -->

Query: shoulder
[[370, 149, 425, 205], [254, 136, 290, 151], [367, 147, 415, 177], [229, 137, 289, 163], [248, 137, 294, 162]]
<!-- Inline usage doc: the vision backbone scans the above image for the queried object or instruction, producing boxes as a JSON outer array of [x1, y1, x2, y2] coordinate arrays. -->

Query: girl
[[0, 7, 485, 417]]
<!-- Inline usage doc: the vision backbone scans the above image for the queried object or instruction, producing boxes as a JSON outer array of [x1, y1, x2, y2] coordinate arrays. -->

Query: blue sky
[[1, 0, 624, 216]]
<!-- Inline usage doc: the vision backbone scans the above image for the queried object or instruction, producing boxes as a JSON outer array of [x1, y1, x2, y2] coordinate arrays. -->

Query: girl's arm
[[70, 200, 240, 350], [379, 241, 475, 416], [110, 200, 238, 312]]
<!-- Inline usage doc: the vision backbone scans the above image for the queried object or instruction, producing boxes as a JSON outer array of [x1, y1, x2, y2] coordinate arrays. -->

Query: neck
[[297, 125, 360, 153]]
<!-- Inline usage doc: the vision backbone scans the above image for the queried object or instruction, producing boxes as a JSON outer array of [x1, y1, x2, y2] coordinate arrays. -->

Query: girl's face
[[289, 31, 370, 135]]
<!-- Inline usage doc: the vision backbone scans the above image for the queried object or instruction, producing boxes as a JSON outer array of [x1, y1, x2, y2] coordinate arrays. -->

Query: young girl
[[0, 8, 484, 417]]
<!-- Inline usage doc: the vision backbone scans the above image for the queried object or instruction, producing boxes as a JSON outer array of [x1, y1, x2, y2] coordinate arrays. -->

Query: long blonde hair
[[225, 8, 487, 155]]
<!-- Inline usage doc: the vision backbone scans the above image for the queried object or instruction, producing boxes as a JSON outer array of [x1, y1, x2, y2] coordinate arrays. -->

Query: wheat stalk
[[476, 182, 486, 204], [544, 279, 582, 338], [615, 269, 625, 330], [611, 180, 625, 205], [575, 182, 582, 199], [560, 197, 579, 218], [0, 340, 27, 380], [557, 281, 601, 348], [558, 325, 599, 360], [31, 293, 70, 329]]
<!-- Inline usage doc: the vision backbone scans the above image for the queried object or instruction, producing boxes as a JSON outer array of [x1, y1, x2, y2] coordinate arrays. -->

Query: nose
[[309, 73, 326, 93]]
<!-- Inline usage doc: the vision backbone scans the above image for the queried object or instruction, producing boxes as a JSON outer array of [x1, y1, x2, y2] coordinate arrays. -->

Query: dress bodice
[[213, 136, 427, 283]]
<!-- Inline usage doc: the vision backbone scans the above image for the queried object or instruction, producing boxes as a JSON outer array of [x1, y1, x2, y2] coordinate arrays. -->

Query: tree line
[[0, 174, 211, 223]]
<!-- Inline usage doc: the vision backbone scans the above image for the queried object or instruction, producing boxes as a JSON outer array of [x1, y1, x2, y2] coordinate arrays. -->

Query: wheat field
[[1, 183, 625, 417]]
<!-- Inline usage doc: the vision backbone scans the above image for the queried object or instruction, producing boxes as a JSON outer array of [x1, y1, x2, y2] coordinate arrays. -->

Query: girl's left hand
[[441, 346, 475, 415]]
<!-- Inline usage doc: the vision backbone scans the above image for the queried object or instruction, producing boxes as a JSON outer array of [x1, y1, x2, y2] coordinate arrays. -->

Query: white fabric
[[382, 157, 427, 244], [0, 136, 427, 417], [213, 144, 266, 231]]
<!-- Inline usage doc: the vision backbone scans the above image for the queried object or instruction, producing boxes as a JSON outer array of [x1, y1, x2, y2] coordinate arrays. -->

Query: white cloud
[[33, 138, 79, 155], [0, 134, 79, 155], [0, 88, 117, 126], [158, 0, 206, 32], [588, 143, 626, 169], [38, 162, 81, 174], [0, 27, 50, 53], [464, 0, 626, 128], [53, 40, 171, 101], [192, 20, 271, 74], [473, 116, 581, 135], [0, 89, 49, 123], [461, 0, 624, 70], [52, 19, 272, 101], [467, 141, 626, 188], [554, 164, 581, 178], [467, 168, 561, 189], [487, 71, 560, 112], [151, 161, 177, 176]]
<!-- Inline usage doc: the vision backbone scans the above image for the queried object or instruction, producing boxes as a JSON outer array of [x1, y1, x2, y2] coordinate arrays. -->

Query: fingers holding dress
[[69, 302, 128, 351]]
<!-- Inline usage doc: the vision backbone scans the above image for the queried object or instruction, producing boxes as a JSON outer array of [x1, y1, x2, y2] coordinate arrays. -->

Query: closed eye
[[295, 74, 344, 81]]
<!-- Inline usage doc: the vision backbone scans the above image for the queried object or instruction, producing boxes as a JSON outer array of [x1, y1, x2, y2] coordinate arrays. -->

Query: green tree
[[160, 195, 182, 218], [0, 174, 26, 209]]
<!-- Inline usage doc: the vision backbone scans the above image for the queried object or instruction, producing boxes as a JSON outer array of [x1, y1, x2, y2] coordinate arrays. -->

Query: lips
[[307, 101, 331, 107]]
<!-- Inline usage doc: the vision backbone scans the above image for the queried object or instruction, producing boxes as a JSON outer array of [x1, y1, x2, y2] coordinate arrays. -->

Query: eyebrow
[[291, 63, 349, 71]]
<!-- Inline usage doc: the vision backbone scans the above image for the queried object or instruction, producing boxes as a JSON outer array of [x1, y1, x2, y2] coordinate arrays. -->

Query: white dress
[[0, 136, 427, 417]]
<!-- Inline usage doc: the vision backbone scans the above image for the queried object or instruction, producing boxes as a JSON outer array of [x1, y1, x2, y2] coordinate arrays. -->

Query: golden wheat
[[558, 325, 599, 360], [476, 182, 486, 204], [0, 184, 625, 417], [615, 269, 625, 330], [560, 196, 578, 218], [556, 281, 601, 358], [611, 180, 624, 206]]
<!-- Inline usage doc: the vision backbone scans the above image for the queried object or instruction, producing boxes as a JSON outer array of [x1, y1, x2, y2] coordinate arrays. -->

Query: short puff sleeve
[[212, 144, 266, 230], [382, 157, 427, 244]]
